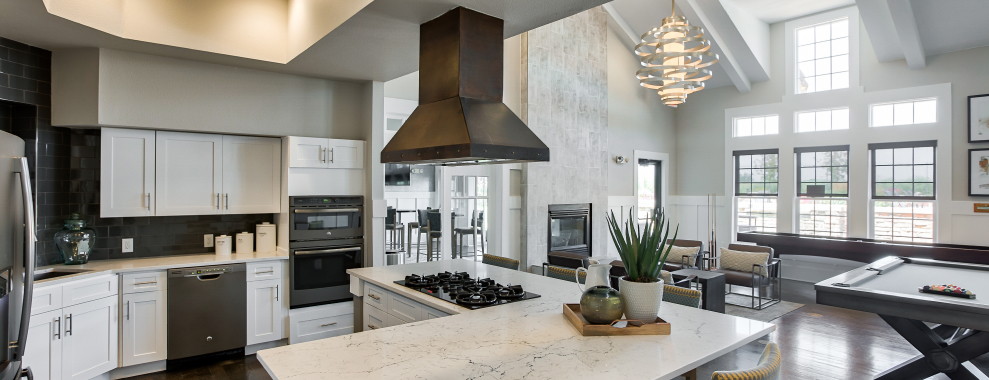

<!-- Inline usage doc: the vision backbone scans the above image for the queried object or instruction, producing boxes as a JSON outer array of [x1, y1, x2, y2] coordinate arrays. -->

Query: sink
[[33, 269, 90, 281]]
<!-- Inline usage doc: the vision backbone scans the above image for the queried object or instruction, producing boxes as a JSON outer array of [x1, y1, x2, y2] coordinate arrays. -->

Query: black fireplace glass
[[551, 216, 587, 249]]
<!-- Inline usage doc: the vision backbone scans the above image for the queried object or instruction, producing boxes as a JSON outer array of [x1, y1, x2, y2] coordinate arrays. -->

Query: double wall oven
[[289, 196, 363, 309]]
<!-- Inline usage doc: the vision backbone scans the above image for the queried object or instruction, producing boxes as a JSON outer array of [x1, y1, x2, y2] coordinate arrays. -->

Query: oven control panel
[[290, 196, 363, 207]]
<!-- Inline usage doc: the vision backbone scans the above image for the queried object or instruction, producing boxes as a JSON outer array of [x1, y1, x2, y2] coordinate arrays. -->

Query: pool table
[[816, 256, 989, 380]]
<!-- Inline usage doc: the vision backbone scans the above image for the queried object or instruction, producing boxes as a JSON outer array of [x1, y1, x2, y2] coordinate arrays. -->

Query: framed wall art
[[970, 148, 989, 196], [969, 94, 989, 142]]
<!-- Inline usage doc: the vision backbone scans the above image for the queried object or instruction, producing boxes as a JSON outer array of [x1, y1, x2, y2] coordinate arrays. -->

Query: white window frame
[[733, 115, 780, 137], [785, 7, 860, 97], [869, 98, 938, 128], [795, 107, 850, 133], [870, 200, 936, 243]]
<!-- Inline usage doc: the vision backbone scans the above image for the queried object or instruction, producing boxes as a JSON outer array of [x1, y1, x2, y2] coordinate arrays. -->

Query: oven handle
[[293, 208, 361, 214], [294, 247, 362, 255]]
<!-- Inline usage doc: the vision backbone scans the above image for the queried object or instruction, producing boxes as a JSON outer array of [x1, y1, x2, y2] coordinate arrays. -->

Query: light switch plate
[[204, 234, 214, 248], [122, 238, 134, 253]]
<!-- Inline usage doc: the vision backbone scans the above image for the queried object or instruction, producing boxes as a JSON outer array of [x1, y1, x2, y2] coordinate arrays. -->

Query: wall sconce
[[614, 155, 629, 165]]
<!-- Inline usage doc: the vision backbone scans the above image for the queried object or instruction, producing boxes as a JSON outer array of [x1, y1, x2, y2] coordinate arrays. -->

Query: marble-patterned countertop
[[34, 251, 287, 286], [257, 260, 775, 380]]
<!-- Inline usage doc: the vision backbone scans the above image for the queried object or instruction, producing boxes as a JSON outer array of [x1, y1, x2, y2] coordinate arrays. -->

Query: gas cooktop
[[394, 271, 541, 310]]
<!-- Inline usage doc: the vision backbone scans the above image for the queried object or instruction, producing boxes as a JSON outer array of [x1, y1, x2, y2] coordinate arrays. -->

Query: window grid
[[737, 197, 778, 233], [797, 147, 849, 197], [871, 142, 936, 200], [735, 151, 780, 196], [798, 198, 848, 237], [873, 200, 934, 243], [734, 115, 780, 137], [796, 18, 850, 94], [796, 108, 849, 133], [870, 98, 937, 127]]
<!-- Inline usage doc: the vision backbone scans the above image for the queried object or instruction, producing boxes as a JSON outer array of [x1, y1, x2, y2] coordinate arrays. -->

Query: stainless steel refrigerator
[[0, 130, 37, 380]]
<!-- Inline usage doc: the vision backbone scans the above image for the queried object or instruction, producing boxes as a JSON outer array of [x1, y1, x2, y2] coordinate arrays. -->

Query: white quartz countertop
[[257, 260, 775, 380], [35, 251, 287, 286]]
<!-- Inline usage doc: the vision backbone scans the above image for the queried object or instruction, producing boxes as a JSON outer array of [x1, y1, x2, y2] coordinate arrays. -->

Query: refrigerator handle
[[13, 157, 37, 359]]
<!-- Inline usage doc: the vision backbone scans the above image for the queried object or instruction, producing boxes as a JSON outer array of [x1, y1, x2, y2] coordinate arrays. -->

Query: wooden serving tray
[[563, 304, 671, 336]]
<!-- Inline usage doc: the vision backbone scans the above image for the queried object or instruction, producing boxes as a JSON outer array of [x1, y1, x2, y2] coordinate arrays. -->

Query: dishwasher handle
[[193, 273, 224, 281]]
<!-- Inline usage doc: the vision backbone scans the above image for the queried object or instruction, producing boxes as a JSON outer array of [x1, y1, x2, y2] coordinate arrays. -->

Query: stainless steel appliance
[[1, 131, 37, 380], [289, 196, 364, 309], [289, 239, 362, 309], [166, 264, 246, 361], [289, 196, 363, 241]]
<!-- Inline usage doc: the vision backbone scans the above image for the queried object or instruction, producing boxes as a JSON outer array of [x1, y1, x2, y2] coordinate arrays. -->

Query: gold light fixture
[[635, 0, 718, 107]]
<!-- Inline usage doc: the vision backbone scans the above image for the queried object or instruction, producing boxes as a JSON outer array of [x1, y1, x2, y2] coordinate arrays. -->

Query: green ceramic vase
[[579, 285, 623, 324]]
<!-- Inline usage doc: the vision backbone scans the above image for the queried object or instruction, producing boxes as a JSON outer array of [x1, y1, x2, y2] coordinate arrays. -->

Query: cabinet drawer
[[363, 284, 388, 311], [388, 294, 421, 322], [63, 274, 117, 307], [120, 271, 166, 294], [363, 304, 388, 331], [247, 261, 284, 282], [296, 313, 353, 340], [30, 285, 63, 316], [422, 305, 450, 320]]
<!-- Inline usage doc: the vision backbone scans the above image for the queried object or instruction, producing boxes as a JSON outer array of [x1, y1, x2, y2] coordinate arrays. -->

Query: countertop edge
[[347, 269, 467, 315], [35, 252, 289, 287]]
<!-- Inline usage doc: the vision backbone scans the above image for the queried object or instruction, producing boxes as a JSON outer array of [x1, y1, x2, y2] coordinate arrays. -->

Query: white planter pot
[[619, 277, 664, 322]]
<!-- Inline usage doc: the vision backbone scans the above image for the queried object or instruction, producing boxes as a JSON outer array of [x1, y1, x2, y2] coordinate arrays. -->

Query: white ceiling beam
[[886, 0, 926, 69], [602, 3, 639, 48], [678, 0, 751, 93]]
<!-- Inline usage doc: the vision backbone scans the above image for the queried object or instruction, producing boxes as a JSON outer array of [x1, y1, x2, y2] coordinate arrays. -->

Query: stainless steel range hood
[[380, 7, 550, 166]]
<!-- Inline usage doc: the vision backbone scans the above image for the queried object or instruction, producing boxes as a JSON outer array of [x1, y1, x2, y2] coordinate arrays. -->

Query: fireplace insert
[[548, 203, 591, 257]]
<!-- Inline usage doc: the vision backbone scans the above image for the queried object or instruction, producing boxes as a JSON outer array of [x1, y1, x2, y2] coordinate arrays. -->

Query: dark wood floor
[[131, 279, 988, 380]]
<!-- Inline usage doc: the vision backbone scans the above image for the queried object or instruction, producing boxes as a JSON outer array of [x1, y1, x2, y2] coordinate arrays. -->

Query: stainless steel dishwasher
[[167, 264, 246, 360]]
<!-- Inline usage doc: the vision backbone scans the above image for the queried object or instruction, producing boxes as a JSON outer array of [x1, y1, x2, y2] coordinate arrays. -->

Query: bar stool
[[424, 211, 442, 261], [411, 209, 430, 261], [453, 210, 485, 259], [385, 207, 404, 250]]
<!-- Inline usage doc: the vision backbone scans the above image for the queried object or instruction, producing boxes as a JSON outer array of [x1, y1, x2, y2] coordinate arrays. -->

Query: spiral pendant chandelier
[[635, 0, 719, 107]]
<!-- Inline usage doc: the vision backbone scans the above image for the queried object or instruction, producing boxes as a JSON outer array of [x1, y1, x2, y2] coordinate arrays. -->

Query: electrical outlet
[[122, 238, 134, 253], [204, 234, 214, 248]]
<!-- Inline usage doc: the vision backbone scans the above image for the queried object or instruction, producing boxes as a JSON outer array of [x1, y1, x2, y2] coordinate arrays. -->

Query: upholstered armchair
[[662, 239, 705, 271], [703, 243, 782, 310]]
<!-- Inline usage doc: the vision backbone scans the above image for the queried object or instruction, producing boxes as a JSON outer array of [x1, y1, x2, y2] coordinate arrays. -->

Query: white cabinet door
[[222, 136, 281, 214], [326, 139, 364, 169], [23, 310, 62, 380], [247, 279, 285, 345], [61, 296, 117, 380], [100, 128, 156, 217], [155, 132, 223, 216], [288, 136, 329, 168], [363, 305, 389, 331], [121, 292, 166, 367]]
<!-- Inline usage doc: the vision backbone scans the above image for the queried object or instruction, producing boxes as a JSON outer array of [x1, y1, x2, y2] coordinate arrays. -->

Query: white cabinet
[[287, 137, 364, 169], [23, 310, 62, 380], [288, 302, 353, 344], [360, 284, 451, 331], [246, 261, 288, 346], [61, 296, 118, 380], [246, 279, 284, 346], [24, 276, 119, 380], [120, 272, 167, 368], [100, 128, 155, 217], [222, 136, 281, 214], [102, 129, 281, 217], [155, 131, 224, 216]]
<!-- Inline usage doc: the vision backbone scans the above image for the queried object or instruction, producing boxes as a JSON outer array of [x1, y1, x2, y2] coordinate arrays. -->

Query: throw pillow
[[719, 247, 770, 276], [667, 245, 701, 266]]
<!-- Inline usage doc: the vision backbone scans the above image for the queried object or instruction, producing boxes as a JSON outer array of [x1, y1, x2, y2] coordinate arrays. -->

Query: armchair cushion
[[720, 248, 770, 276], [668, 245, 700, 265]]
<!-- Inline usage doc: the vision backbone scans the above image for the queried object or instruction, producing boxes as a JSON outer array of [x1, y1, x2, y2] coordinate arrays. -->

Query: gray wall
[[605, 23, 677, 197], [52, 48, 366, 140], [522, 7, 609, 267], [675, 16, 989, 202]]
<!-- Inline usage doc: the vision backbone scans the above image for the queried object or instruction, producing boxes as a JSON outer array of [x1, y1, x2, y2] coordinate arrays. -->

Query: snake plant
[[606, 208, 678, 283]]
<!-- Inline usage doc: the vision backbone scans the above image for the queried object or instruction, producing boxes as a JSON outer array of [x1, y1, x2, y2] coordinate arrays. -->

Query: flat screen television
[[385, 164, 411, 186]]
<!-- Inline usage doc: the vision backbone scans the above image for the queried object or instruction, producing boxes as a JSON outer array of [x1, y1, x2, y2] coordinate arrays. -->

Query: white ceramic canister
[[256, 222, 276, 253], [236, 232, 254, 254], [215, 235, 232, 256]]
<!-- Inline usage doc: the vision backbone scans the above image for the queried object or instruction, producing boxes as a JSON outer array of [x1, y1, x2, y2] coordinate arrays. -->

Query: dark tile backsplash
[[1, 37, 275, 266]]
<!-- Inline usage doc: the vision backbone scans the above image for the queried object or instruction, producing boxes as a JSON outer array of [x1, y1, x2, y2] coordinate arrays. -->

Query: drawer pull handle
[[133, 281, 158, 286], [368, 294, 381, 301], [254, 271, 274, 275], [320, 322, 338, 327], [367, 324, 378, 330]]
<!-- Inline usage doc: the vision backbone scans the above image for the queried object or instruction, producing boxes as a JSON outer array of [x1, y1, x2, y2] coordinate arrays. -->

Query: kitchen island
[[257, 260, 775, 379]]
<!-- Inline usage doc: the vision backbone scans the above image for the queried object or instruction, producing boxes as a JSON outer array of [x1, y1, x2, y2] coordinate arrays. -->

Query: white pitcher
[[576, 263, 612, 292]]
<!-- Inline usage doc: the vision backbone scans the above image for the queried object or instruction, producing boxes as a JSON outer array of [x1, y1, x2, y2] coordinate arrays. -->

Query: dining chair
[[710, 342, 782, 380], [424, 211, 442, 261], [453, 210, 485, 260], [662, 284, 702, 308], [542, 264, 586, 283], [412, 209, 430, 262], [481, 254, 520, 270], [385, 207, 404, 250]]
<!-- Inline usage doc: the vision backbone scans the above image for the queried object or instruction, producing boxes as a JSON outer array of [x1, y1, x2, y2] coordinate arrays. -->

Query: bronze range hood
[[380, 7, 549, 165]]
